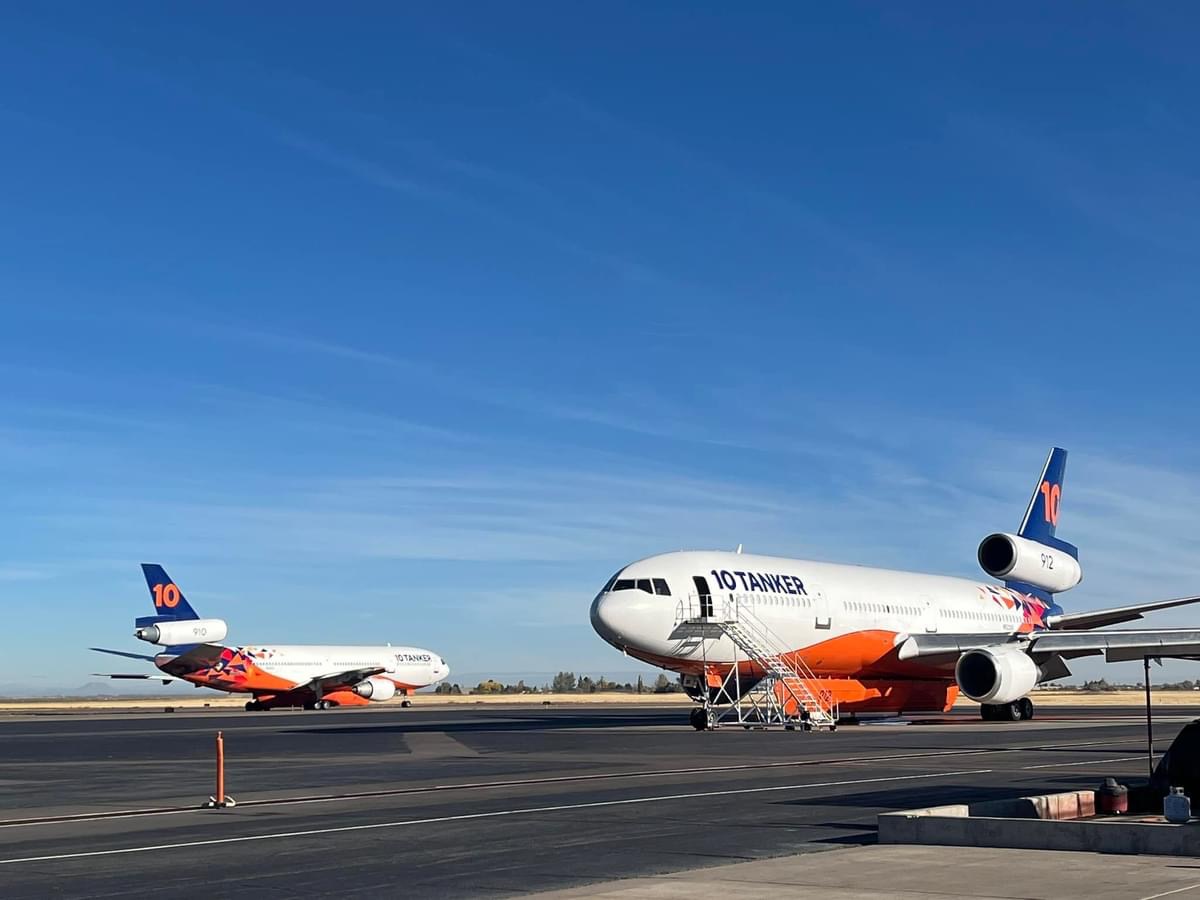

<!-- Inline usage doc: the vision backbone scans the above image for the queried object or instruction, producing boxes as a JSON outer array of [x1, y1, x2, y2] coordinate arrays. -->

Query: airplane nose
[[590, 591, 655, 647]]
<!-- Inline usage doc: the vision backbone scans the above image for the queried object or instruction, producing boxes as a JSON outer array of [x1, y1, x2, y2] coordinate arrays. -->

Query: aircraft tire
[[245, 700, 257, 712], [689, 708, 707, 731], [1006, 701, 1025, 721], [980, 704, 995, 721], [401, 700, 412, 708], [1020, 697, 1034, 720]]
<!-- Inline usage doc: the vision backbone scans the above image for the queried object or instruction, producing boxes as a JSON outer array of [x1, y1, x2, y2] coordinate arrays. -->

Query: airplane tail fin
[[1018, 447, 1072, 550], [1006, 447, 1076, 610], [140, 563, 200, 621]]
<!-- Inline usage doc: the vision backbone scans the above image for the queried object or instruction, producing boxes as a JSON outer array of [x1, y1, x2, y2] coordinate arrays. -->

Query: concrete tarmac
[[0, 703, 1193, 898]]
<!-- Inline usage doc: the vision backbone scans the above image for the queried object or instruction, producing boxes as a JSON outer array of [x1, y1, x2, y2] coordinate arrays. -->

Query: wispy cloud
[[950, 113, 1200, 256], [271, 128, 682, 291]]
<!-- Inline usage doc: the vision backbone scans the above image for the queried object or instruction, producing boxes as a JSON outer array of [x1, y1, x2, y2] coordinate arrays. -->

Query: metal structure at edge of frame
[[675, 592, 839, 731]]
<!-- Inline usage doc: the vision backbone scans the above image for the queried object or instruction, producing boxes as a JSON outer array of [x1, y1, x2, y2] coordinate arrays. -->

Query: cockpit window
[[603, 572, 620, 592], [612, 578, 665, 594]]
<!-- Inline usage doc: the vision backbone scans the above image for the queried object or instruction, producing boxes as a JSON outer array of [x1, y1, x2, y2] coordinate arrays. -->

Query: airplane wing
[[1025, 628, 1200, 662], [91, 672, 181, 684], [898, 628, 1200, 664], [1046, 595, 1200, 630], [894, 633, 1017, 663], [89, 647, 179, 683], [297, 667, 387, 696]]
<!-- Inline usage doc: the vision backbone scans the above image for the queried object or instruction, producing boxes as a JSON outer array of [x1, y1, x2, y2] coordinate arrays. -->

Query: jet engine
[[134, 618, 227, 646], [353, 677, 397, 702], [977, 533, 1082, 594], [955, 646, 1041, 704]]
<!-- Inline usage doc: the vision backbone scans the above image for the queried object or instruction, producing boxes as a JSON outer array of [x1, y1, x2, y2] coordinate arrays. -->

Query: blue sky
[[2, 3, 1199, 690]]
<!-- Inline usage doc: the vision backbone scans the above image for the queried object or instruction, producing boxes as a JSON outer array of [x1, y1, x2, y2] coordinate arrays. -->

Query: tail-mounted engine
[[977, 532, 1082, 594], [134, 617, 227, 646]]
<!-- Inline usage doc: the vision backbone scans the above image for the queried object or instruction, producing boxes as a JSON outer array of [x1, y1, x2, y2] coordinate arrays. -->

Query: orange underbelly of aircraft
[[622, 630, 958, 713]]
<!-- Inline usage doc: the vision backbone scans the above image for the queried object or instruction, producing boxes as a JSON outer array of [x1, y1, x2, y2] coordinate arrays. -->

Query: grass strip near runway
[[0, 692, 692, 712], [4, 688, 1199, 713]]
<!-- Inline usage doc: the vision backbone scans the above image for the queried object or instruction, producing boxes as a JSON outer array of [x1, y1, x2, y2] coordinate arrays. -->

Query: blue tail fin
[[140, 564, 200, 621], [1019, 448, 1067, 542], [1017, 447, 1077, 559], [1003, 448, 1076, 610]]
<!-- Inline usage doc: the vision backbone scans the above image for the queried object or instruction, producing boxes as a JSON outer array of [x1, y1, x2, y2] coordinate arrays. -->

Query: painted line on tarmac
[[0, 736, 1144, 830], [1023, 755, 1158, 769], [0, 769, 992, 866], [1139, 883, 1200, 900]]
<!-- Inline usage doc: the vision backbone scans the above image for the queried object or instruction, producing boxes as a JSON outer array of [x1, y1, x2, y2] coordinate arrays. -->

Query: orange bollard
[[215, 731, 225, 806], [204, 730, 236, 808]]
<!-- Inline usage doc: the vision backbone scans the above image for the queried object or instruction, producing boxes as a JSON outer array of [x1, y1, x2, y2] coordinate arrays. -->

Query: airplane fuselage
[[590, 550, 1053, 713], [157, 643, 449, 706]]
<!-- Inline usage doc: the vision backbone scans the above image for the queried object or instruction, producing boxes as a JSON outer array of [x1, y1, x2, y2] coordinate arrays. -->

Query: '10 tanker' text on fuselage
[[709, 570, 807, 595]]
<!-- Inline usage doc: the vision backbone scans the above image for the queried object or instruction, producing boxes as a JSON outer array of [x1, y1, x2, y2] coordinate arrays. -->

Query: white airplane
[[591, 448, 1200, 727], [93, 564, 450, 710]]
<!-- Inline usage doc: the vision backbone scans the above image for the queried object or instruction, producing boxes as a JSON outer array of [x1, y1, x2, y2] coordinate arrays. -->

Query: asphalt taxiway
[[0, 703, 1193, 897]]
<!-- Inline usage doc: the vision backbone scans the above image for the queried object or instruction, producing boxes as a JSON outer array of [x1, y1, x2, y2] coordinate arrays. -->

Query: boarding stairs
[[675, 593, 838, 731]]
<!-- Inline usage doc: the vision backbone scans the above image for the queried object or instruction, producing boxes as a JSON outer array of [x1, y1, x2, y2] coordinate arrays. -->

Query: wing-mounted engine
[[977, 533, 1082, 594], [353, 676, 397, 702], [955, 646, 1042, 704], [134, 617, 227, 646]]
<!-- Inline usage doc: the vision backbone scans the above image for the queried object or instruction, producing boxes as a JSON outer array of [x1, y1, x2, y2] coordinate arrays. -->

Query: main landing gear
[[303, 699, 336, 711], [981, 698, 1034, 721], [690, 708, 712, 731]]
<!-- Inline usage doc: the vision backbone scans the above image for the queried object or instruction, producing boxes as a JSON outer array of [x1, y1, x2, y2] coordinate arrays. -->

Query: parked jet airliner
[[93, 565, 449, 710], [591, 449, 1200, 727]]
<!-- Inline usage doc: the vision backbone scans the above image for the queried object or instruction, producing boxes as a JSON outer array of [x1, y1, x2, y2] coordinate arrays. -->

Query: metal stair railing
[[720, 597, 837, 726], [677, 593, 838, 728]]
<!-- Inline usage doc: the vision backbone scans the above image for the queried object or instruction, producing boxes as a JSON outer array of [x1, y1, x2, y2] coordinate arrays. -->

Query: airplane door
[[813, 585, 831, 630], [692, 575, 713, 619], [921, 596, 939, 634]]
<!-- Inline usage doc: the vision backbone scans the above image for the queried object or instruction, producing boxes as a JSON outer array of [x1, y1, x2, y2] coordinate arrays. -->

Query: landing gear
[[689, 707, 709, 731], [245, 700, 263, 712], [980, 698, 1034, 721], [401, 700, 412, 708]]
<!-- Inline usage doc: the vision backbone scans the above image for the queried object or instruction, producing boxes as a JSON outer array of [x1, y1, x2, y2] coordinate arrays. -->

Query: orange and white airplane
[[591, 448, 1200, 727], [93, 565, 449, 710]]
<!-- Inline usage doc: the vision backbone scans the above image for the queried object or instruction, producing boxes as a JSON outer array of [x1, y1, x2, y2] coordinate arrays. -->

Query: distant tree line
[[1051, 678, 1200, 692], [432, 672, 685, 695]]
